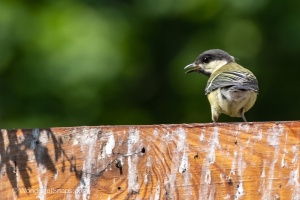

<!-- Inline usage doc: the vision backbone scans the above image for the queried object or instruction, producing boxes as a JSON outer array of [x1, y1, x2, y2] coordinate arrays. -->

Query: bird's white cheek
[[205, 60, 228, 74]]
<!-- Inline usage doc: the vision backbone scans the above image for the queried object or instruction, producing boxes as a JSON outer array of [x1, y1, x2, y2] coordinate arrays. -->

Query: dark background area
[[0, 0, 298, 128]]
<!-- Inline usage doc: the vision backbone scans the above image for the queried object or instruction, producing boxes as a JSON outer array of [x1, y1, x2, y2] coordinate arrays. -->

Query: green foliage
[[0, 0, 297, 128]]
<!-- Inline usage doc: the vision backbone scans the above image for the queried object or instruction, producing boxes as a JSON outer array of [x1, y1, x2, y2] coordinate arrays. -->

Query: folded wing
[[205, 71, 259, 95]]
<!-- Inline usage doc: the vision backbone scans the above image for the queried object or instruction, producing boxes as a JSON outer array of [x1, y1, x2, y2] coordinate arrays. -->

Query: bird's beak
[[184, 63, 201, 73]]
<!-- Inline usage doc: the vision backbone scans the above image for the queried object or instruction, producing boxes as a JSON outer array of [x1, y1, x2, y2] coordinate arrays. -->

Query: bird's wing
[[205, 70, 259, 95]]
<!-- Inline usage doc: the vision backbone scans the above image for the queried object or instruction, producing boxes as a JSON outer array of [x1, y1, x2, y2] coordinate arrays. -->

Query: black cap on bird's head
[[184, 49, 235, 76]]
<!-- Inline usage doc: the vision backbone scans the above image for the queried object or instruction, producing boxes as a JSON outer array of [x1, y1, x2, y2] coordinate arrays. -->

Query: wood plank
[[0, 121, 300, 199]]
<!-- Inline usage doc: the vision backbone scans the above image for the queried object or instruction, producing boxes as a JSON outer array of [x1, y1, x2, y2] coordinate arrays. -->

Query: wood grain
[[0, 121, 300, 199]]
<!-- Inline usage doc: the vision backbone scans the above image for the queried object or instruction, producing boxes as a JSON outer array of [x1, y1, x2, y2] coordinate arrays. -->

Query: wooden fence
[[1, 121, 300, 199]]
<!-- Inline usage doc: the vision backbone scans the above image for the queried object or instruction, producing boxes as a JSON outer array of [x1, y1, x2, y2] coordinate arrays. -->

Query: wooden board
[[1, 121, 300, 199]]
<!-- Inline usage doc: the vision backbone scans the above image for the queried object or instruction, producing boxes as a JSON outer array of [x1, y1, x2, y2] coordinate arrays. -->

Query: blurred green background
[[0, 0, 299, 128]]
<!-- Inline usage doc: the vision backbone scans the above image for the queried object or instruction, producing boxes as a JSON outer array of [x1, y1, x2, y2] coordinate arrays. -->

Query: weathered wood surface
[[1, 121, 300, 199]]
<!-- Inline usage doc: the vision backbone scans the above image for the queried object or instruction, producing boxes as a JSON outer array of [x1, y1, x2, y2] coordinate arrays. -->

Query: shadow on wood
[[0, 121, 299, 199]]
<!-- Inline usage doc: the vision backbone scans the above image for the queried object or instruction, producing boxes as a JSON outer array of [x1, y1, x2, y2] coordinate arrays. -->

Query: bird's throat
[[199, 69, 211, 77]]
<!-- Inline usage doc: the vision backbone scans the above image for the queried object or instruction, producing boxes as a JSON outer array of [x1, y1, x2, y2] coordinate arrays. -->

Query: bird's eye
[[202, 56, 209, 63]]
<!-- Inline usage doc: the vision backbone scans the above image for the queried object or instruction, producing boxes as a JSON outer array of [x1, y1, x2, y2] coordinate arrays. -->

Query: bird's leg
[[240, 109, 247, 122], [211, 107, 220, 124], [212, 116, 218, 124]]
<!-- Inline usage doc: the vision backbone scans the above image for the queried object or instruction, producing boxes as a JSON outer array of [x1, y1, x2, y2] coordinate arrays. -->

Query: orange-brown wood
[[1, 121, 300, 199]]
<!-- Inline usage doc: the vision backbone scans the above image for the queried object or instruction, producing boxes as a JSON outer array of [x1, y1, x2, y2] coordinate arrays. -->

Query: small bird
[[184, 49, 259, 123]]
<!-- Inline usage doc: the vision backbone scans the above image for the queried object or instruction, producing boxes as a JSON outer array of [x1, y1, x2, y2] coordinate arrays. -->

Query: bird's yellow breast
[[207, 88, 257, 117]]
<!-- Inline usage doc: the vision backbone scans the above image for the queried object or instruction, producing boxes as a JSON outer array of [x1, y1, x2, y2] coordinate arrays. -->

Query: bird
[[184, 49, 259, 123]]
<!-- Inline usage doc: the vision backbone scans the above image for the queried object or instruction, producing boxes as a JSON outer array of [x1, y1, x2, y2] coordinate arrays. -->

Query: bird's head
[[184, 49, 235, 76]]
